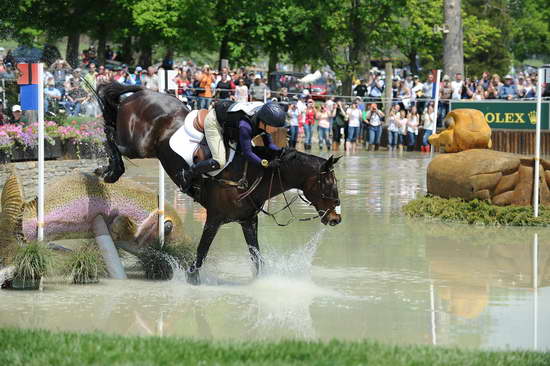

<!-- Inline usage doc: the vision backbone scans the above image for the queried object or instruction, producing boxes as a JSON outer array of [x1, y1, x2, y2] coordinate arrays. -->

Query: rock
[[427, 149, 550, 206]]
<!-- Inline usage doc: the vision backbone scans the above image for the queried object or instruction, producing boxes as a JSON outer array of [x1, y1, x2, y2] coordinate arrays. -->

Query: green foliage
[[510, 0, 550, 61], [137, 240, 192, 280], [62, 245, 106, 284], [12, 242, 53, 281], [403, 195, 550, 226], [1, 328, 550, 366]]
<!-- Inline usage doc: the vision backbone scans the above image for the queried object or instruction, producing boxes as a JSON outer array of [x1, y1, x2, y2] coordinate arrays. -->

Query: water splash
[[258, 227, 327, 279]]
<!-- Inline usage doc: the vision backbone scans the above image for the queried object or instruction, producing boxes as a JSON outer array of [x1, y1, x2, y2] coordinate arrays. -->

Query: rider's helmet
[[255, 102, 286, 128]]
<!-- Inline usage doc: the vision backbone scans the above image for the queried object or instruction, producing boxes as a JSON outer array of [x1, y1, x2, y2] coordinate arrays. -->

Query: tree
[[443, 0, 464, 76], [510, 0, 550, 61]]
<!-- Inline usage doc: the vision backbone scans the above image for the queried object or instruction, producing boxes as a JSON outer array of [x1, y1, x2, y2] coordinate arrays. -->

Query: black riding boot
[[181, 159, 221, 192]]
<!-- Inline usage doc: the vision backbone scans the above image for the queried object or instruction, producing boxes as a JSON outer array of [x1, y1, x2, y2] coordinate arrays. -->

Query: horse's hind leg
[[96, 127, 125, 183], [241, 216, 263, 277]]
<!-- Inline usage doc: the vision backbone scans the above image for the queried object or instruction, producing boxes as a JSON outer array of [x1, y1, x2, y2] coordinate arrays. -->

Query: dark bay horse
[[96, 82, 342, 284]]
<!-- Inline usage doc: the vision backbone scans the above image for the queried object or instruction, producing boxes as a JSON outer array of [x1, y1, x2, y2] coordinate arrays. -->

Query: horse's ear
[[333, 155, 342, 165], [323, 155, 334, 171]]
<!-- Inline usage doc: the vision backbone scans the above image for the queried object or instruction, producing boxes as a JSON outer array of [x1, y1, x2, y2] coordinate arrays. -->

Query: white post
[[37, 63, 45, 241], [430, 282, 437, 345], [264, 87, 267, 103], [533, 233, 538, 350], [534, 68, 543, 217], [431, 70, 442, 155], [157, 69, 166, 246], [93, 215, 127, 279]]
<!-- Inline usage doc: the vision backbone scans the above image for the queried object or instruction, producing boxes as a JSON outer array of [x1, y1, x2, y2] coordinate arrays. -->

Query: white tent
[[298, 70, 322, 84]]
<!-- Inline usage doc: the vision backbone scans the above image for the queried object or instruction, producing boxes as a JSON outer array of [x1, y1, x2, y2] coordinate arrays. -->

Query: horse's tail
[[97, 82, 143, 130]]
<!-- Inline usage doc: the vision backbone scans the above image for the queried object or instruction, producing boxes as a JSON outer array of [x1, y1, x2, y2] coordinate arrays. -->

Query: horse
[[96, 82, 342, 284]]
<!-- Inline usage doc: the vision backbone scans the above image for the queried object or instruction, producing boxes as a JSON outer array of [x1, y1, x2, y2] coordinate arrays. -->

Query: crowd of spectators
[[1, 44, 549, 153]]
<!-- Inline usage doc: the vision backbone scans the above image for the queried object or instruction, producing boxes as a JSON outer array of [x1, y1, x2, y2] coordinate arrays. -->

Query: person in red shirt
[[303, 99, 316, 150]]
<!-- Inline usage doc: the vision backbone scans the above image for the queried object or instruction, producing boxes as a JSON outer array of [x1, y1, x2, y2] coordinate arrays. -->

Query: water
[[1, 151, 549, 351]]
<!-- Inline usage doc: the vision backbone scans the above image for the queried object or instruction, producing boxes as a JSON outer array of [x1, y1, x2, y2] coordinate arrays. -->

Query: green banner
[[450, 101, 550, 130]]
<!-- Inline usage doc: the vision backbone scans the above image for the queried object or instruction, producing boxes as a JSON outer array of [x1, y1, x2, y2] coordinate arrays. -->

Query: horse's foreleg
[[241, 215, 263, 277], [187, 219, 221, 285], [97, 127, 125, 183]]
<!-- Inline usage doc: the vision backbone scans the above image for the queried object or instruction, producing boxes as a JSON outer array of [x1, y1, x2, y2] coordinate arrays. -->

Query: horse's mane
[[280, 148, 325, 172]]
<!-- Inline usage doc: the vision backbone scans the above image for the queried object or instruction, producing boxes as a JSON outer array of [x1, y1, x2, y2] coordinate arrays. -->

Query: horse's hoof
[[186, 270, 200, 285], [94, 166, 109, 177]]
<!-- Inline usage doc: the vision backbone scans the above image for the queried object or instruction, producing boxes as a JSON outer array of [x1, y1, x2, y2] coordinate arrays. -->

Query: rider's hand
[[268, 159, 281, 169]]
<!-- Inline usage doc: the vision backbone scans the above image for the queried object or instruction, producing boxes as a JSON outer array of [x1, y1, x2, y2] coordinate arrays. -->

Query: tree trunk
[[66, 33, 80, 68], [121, 36, 133, 65], [384, 62, 393, 116], [138, 43, 153, 68], [218, 35, 230, 71], [97, 31, 107, 66], [268, 50, 279, 77], [443, 0, 464, 77], [409, 51, 419, 75]]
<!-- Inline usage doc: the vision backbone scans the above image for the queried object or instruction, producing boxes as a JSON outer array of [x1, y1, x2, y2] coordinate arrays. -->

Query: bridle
[[247, 165, 340, 227]]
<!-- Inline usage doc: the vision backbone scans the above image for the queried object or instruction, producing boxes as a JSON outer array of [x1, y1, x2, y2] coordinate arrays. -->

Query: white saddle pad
[[169, 110, 235, 177]]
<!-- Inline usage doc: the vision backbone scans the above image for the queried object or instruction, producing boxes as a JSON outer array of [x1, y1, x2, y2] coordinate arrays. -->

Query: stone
[[427, 149, 550, 206]]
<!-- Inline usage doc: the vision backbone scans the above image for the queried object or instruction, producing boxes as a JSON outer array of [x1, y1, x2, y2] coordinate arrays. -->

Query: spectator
[[51, 59, 71, 93], [84, 63, 97, 90], [398, 81, 412, 111], [216, 73, 232, 100], [198, 65, 214, 108], [421, 103, 436, 152], [44, 78, 62, 114], [472, 85, 485, 100], [346, 101, 361, 153], [485, 81, 499, 99], [479, 71, 490, 90], [397, 109, 408, 153], [462, 77, 475, 99], [406, 106, 419, 151], [65, 81, 88, 116], [277, 87, 290, 112], [105, 45, 114, 61], [354, 79, 368, 98], [234, 79, 249, 103], [303, 99, 316, 150], [316, 105, 331, 150], [451, 72, 463, 100], [0, 101, 9, 125], [368, 74, 384, 103], [142, 66, 159, 91], [332, 99, 347, 151], [386, 105, 400, 151], [287, 103, 300, 148], [133, 66, 143, 86], [524, 78, 536, 99], [500, 75, 518, 100], [96, 65, 110, 85], [9, 105, 27, 124], [249, 75, 269, 101], [439, 75, 452, 124], [174, 68, 190, 101], [365, 103, 384, 152]]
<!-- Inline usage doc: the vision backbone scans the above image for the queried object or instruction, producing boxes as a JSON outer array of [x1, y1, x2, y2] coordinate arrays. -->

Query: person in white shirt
[[346, 101, 362, 153], [287, 103, 300, 148], [234, 78, 249, 102], [421, 103, 436, 152], [387, 105, 401, 151], [398, 109, 408, 153], [451, 72, 464, 100], [406, 106, 420, 151], [364, 103, 385, 151]]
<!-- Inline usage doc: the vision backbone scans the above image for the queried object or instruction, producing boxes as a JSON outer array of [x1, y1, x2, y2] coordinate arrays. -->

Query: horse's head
[[302, 155, 342, 226]]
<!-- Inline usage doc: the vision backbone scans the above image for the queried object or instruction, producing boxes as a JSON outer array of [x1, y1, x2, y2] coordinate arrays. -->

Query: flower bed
[[0, 118, 106, 162]]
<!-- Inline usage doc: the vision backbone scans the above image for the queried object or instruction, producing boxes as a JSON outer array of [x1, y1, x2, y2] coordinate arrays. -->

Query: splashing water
[[258, 227, 327, 280]]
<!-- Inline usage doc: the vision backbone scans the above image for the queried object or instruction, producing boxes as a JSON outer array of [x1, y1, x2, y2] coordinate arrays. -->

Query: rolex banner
[[451, 101, 550, 130]]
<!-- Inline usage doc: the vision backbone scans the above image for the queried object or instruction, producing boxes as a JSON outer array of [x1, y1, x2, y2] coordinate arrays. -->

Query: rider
[[182, 100, 286, 189]]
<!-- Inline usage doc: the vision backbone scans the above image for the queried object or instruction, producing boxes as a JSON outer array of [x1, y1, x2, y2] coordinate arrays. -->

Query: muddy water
[[1, 152, 549, 350]]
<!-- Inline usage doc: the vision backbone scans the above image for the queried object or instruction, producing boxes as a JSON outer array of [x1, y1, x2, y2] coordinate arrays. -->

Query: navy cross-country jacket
[[238, 121, 280, 166]]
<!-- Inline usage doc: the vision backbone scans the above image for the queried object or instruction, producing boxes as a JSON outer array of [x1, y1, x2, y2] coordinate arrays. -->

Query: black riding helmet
[[254, 102, 286, 128]]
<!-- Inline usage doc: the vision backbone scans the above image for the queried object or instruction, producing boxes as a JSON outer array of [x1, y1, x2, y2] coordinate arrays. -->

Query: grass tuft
[[62, 244, 106, 284], [12, 241, 54, 281], [137, 240, 192, 280], [403, 195, 550, 226]]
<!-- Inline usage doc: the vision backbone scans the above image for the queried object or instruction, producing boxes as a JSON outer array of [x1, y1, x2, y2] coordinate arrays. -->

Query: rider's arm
[[261, 133, 281, 152], [239, 121, 263, 166]]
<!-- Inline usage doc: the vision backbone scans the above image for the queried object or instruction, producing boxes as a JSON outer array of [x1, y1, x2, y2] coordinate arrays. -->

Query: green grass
[[403, 196, 550, 226], [0, 328, 548, 366]]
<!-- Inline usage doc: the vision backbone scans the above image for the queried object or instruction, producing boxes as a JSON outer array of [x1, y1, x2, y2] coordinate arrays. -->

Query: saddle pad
[[169, 111, 235, 177]]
